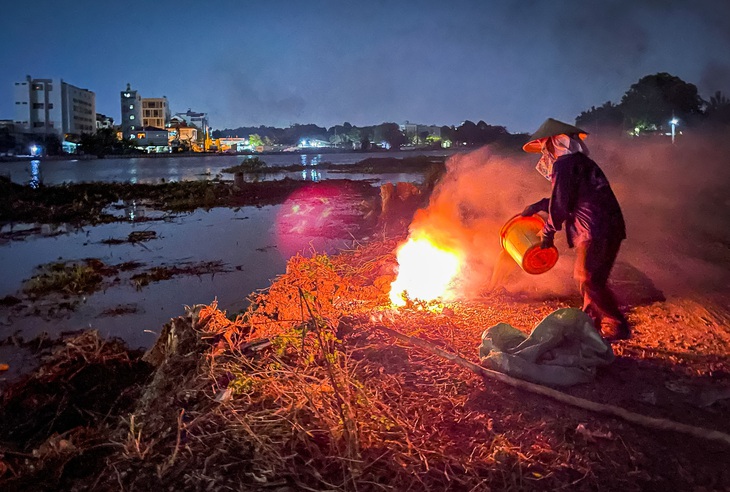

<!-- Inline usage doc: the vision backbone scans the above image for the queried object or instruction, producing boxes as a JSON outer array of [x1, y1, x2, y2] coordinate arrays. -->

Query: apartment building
[[13, 75, 96, 137], [142, 97, 170, 129]]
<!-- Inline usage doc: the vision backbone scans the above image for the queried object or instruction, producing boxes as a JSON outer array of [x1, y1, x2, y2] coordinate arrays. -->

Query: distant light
[[30, 145, 40, 156], [670, 118, 679, 125]]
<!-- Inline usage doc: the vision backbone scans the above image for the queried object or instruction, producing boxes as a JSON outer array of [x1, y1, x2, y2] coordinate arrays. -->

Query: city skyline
[[1, 0, 729, 134]]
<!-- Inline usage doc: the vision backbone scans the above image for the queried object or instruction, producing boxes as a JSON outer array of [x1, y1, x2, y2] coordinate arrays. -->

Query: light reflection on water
[[29, 160, 42, 188]]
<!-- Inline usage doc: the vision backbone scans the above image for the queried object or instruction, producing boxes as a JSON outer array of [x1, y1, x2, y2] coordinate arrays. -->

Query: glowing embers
[[389, 232, 463, 306]]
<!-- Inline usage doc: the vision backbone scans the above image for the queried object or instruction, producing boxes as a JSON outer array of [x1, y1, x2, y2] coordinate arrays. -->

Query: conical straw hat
[[522, 118, 588, 153]]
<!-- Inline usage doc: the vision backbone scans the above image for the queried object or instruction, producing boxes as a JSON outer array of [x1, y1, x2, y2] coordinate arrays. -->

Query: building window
[[48, 103, 53, 109], [33, 103, 44, 109], [33, 122, 45, 128], [32, 84, 43, 91], [130, 115, 135, 120]]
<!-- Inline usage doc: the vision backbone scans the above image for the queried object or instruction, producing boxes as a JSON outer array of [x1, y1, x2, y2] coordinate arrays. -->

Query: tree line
[[576, 72, 730, 135], [215, 72, 730, 149]]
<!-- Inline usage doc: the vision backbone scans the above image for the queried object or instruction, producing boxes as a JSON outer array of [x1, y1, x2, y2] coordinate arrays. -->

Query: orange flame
[[389, 232, 463, 306]]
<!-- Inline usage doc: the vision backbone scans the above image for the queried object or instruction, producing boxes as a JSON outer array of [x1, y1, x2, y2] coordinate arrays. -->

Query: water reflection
[[126, 200, 143, 221], [29, 160, 42, 188], [300, 154, 321, 181], [299, 154, 321, 166], [301, 168, 321, 181]]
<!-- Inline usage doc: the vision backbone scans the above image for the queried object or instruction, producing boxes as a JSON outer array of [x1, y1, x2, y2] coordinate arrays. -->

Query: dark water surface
[[0, 151, 449, 365], [0, 203, 369, 350], [1, 150, 457, 186]]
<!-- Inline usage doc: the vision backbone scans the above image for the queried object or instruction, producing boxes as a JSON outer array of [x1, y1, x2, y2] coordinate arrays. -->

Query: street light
[[670, 117, 679, 144]]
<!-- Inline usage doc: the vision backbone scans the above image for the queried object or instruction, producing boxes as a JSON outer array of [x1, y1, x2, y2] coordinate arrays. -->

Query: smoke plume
[[409, 132, 730, 303]]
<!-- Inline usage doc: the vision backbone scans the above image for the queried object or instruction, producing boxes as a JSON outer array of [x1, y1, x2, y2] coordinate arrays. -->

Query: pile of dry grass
[[4, 239, 729, 491]]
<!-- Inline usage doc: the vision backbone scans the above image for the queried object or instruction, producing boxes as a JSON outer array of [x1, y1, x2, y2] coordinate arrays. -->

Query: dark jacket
[[531, 152, 625, 248]]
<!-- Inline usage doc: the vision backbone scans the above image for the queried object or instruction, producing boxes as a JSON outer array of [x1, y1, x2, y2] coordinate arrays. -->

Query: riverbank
[[0, 146, 447, 163], [1, 238, 728, 490]]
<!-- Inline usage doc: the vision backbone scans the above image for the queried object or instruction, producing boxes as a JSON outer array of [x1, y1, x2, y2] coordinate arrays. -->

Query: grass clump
[[22, 259, 106, 297], [222, 157, 267, 174]]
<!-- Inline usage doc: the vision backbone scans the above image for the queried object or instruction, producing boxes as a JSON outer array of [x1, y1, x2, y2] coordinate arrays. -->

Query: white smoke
[[410, 132, 730, 303]]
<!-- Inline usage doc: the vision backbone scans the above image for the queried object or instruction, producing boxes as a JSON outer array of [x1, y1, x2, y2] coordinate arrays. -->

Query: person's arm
[[521, 197, 549, 216], [542, 158, 574, 244]]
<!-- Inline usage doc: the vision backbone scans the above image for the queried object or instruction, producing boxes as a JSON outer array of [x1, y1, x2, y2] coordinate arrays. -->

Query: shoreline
[[0, 146, 450, 163]]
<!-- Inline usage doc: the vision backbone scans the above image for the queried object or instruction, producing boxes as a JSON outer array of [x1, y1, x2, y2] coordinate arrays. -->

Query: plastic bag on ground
[[479, 308, 614, 386]]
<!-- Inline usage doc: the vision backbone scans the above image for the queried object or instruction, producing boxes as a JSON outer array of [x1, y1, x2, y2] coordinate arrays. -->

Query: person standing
[[521, 118, 629, 340]]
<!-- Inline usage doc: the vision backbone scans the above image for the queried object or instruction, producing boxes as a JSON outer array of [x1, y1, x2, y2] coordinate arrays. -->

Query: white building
[[120, 83, 143, 140], [13, 75, 96, 137], [96, 113, 114, 130]]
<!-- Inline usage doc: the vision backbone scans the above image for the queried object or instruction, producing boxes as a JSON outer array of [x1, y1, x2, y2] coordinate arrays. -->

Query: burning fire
[[389, 233, 463, 306]]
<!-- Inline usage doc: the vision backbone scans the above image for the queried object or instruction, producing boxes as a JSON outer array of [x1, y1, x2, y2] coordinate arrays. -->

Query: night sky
[[1, 0, 729, 134]]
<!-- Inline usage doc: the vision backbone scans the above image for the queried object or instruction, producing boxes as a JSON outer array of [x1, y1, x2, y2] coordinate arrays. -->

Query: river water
[[0, 151, 457, 359], [1, 150, 458, 186]]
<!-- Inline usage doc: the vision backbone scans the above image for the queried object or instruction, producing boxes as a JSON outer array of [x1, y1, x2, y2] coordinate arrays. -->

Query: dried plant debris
[[130, 260, 230, 289], [1, 240, 729, 491], [222, 154, 446, 175], [99, 230, 157, 245], [0, 175, 380, 226], [1, 259, 230, 319]]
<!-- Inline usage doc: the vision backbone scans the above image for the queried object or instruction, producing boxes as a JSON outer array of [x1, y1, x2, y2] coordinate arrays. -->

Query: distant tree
[[0, 127, 16, 153], [576, 101, 625, 133], [249, 134, 264, 148], [373, 122, 406, 149], [360, 135, 371, 151], [620, 73, 703, 131], [347, 126, 361, 145], [704, 90, 730, 126], [455, 120, 478, 145], [440, 125, 456, 143], [78, 128, 138, 156], [42, 134, 63, 156]]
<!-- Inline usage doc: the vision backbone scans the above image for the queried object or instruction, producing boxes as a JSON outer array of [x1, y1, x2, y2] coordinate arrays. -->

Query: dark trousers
[[573, 238, 626, 327]]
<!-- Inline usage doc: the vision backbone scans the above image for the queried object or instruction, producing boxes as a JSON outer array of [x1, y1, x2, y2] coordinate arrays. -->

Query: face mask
[[536, 145, 555, 181]]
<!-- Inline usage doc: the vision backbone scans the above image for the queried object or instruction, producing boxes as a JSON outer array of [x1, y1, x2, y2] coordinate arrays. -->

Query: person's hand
[[540, 235, 554, 249], [520, 203, 540, 217]]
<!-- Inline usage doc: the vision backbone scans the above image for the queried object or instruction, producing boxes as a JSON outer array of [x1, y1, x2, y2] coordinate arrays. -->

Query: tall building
[[142, 97, 170, 129], [13, 75, 96, 137], [120, 83, 143, 140]]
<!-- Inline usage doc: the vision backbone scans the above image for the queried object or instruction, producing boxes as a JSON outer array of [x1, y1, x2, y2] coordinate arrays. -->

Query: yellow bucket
[[499, 215, 559, 275]]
